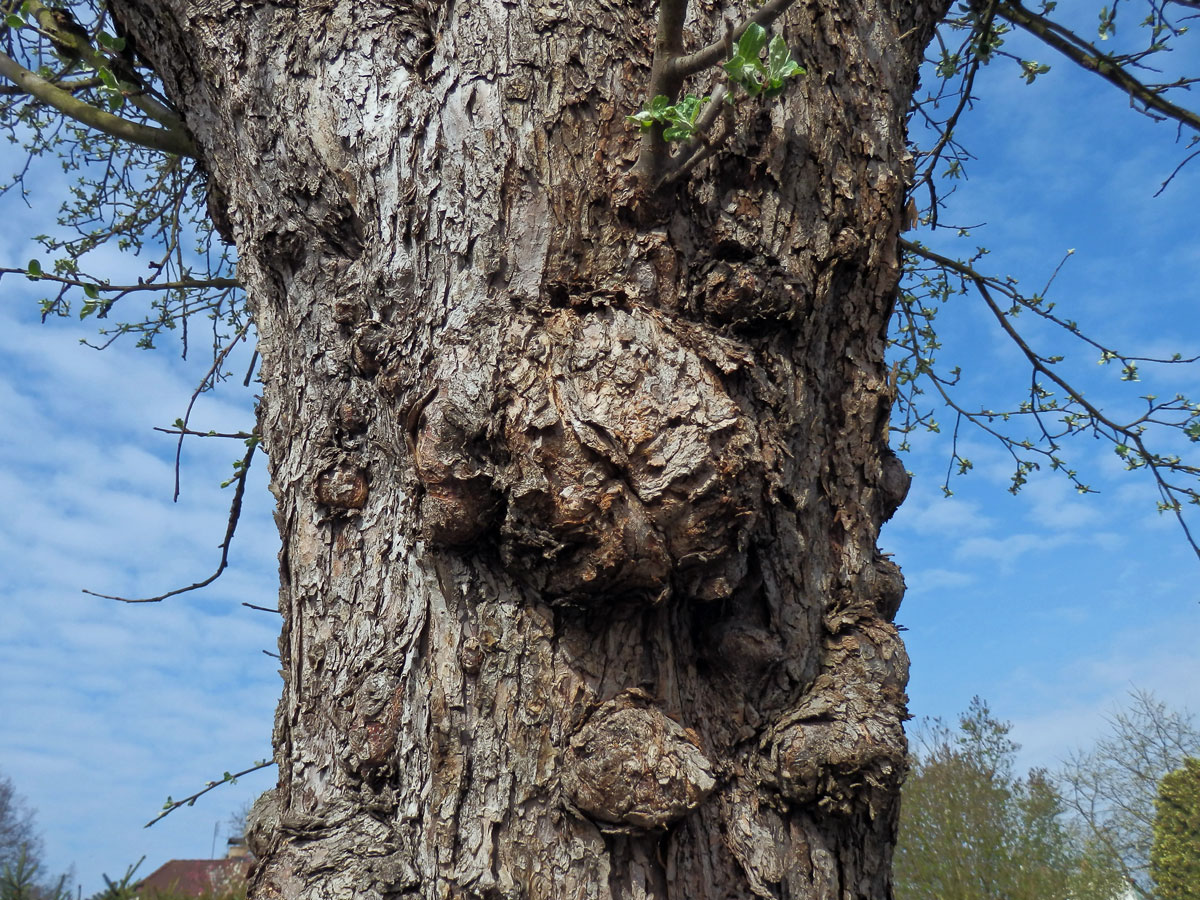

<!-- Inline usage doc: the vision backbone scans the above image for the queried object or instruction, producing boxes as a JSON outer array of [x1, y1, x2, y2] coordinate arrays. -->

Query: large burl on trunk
[[114, 0, 950, 896]]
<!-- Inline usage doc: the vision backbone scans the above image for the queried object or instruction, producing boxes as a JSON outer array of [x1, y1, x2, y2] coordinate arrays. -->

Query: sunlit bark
[[111, 1, 949, 896]]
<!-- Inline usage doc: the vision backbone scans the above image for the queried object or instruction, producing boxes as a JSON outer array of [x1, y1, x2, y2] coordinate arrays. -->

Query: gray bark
[[112, 0, 951, 896]]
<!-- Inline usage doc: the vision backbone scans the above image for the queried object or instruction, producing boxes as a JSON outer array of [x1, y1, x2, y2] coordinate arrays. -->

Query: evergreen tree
[[1151, 757, 1200, 900]]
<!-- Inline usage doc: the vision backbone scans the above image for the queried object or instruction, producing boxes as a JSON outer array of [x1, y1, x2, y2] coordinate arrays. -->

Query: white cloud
[[903, 567, 978, 592], [954, 531, 1073, 567]]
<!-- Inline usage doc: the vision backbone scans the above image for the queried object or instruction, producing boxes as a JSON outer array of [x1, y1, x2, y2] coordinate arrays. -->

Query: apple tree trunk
[[113, 0, 949, 896]]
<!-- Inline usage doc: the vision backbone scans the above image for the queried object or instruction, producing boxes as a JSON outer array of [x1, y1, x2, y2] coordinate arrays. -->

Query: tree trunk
[[114, 1, 949, 896]]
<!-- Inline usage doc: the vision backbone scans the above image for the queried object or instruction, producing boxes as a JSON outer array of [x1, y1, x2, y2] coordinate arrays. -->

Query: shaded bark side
[[114, 0, 951, 897]]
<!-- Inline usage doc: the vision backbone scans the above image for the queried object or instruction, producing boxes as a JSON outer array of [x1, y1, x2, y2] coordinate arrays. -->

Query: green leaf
[[5, 13, 24, 28], [96, 31, 126, 51], [736, 22, 769, 61], [626, 95, 674, 130], [674, 94, 704, 125], [767, 34, 804, 82], [98, 66, 119, 90], [625, 110, 657, 130], [83, 283, 100, 299], [739, 70, 764, 96], [26, 258, 42, 278]]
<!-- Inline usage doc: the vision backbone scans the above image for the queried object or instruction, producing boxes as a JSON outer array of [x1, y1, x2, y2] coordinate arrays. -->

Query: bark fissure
[[112, 0, 952, 896]]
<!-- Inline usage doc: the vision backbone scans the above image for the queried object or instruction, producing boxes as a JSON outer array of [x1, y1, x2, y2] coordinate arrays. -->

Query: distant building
[[137, 840, 252, 899]]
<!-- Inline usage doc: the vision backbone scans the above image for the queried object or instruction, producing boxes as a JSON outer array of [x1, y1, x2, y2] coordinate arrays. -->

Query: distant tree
[[0, 845, 70, 900], [85, 859, 142, 900], [0, 775, 39, 873], [0, 773, 68, 900], [1150, 757, 1200, 900], [1059, 691, 1200, 898], [894, 697, 1124, 900]]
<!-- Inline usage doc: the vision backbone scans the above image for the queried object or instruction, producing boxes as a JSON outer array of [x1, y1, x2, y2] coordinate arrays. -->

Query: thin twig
[[144, 760, 274, 828], [171, 321, 251, 501], [243, 602, 280, 614], [0, 268, 240, 292], [83, 436, 258, 603], [1154, 146, 1200, 197], [996, 0, 1200, 134], [153, 426, 254, 439]]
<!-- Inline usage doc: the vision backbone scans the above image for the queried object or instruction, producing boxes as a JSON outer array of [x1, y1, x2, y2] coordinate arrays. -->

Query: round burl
[[563, 692, 716, 829]]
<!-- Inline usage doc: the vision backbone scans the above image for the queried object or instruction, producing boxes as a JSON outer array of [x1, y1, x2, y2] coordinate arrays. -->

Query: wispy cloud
[[0, 286, 277, 891]]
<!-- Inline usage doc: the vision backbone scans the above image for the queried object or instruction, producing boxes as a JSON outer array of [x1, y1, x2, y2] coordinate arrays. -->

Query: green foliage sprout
[[627, 22, 804, 144], [627, 92, 710, 141], [722, 23, 804, 97]]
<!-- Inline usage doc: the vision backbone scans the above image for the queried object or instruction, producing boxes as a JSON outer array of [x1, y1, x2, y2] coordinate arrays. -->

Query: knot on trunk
[[246, 788, 281, 860], [877, 449, 910, 522], [692, 254, 808, 329], [347, 672, 404, 773], [314, 457, 370, 509], [496, 306, 762, 603], [412, 395, 500, 546], [563, 691, 716, 829], [763, 715, 905, 815], [866, 554, 905, 620], [759, 628, 908, 813]]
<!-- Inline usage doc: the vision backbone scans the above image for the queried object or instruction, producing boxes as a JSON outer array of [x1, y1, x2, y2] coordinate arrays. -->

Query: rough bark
[[112, 0, 951, 896]]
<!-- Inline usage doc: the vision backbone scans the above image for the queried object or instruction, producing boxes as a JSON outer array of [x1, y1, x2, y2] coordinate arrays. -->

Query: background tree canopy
[[895, 694, 1199, 900]]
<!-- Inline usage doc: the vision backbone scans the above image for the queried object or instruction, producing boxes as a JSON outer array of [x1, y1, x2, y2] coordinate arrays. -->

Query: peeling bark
[[112, 0, 952, 896]]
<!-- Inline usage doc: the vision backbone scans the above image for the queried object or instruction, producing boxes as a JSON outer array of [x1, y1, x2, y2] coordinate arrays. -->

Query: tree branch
[[670, 0, 799, 80], [82, 432, 258, 603], [901, 237, 1200, 556], [0, 50, 195, 156], [0, 268, 238, 292], [24, 0, 187, 133], [633, 0, 691, 183], [144, 761, 274, 828], [0, 74, 103, 95], [995, 0, 1200, 134]]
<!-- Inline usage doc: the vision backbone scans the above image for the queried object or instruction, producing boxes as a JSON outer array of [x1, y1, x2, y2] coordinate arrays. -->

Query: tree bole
[[111, 0, 950, 896]]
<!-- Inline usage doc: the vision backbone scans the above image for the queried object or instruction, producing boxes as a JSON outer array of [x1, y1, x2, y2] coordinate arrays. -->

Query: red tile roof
[[137, 858, 251, 898]]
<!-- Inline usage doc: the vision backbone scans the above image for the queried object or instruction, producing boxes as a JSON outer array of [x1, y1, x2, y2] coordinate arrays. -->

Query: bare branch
[[242, 602, 280, 614], [82, 433, 258, 603], [900, 237, 1200, 557], [153, 426, 255, 439], [0, 268, 239, 293]]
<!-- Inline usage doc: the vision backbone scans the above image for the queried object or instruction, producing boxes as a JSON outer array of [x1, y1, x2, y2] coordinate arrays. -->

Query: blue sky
[[2, 13, 1199, 897]]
